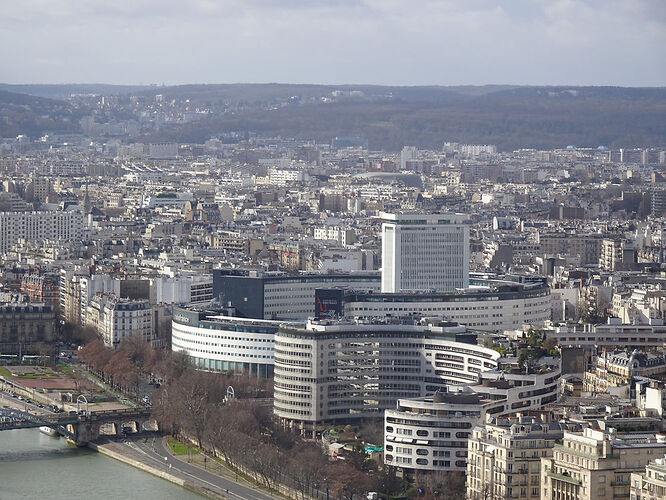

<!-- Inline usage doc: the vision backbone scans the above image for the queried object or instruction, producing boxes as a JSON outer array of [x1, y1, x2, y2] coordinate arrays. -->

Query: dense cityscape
[[1, 1, 665, 499], [0, 101, 665, 499]]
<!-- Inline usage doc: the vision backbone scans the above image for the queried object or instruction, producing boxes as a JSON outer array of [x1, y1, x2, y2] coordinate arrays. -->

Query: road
[[0, 388, 54, 417], [115, 436, 277, 500]]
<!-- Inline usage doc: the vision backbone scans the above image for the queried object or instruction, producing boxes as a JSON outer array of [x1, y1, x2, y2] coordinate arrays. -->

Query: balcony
[[546, 471, 582, 486]]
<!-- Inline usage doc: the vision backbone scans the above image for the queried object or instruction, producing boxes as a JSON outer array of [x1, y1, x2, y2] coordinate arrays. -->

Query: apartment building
[[467, 416, 570, 500], [541, 428, 666, 500], [20, 273, 59, 312], [0, 210, 83, 253], [583, 350, 666, 396], [630, 454, 666, 500], [0, 302, 55, 356], [87, 295, 156, 348], [384, 364, 561, 475]]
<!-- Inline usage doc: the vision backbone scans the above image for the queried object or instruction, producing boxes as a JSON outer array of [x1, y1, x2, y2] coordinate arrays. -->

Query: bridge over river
[[0, 406, 156, 445]]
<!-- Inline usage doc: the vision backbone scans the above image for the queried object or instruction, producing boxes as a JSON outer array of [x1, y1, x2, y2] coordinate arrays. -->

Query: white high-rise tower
[[400, 146, 417, 170], [381, 212, 469, 293]]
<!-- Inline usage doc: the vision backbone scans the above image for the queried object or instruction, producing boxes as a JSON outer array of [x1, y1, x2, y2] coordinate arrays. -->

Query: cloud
[[0, 0, 664, 85]]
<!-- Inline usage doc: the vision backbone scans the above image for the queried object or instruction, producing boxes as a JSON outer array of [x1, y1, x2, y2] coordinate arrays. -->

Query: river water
[[0, 429, 202, 499]]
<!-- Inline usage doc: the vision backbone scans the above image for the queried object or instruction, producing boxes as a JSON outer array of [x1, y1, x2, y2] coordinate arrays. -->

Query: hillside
[[1, 84, 665, 150]]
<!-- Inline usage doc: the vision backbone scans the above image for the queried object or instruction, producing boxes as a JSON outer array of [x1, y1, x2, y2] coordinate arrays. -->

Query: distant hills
[[1, 83, 665, 151]]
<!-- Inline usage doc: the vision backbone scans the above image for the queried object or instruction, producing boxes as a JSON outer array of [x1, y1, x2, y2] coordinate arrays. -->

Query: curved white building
[[341, 278, 551, 332], [273, 319, 500, 435], [384, 365, 561, 474], [171, 305, 302, 377]]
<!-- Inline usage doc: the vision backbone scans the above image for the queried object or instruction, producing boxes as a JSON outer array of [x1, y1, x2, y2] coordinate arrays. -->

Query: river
[[0, 429, 203, 499]]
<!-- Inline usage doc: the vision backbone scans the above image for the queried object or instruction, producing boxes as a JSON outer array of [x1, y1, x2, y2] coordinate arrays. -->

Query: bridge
[[0, 407, 156, 445]]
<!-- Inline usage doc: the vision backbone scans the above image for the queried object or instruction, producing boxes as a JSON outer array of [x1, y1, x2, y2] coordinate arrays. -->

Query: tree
[[288, 443, 329, 499], [370, 467, 402, 498], [327, 462, 370, 500], [119, 334, 151, 370], [346, 441, 371, 472]]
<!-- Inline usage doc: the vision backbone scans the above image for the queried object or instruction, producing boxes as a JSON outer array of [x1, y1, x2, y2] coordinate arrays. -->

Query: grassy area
[[167, 436, 198, 455], [179, 441, 289, 499], [56, 364, 73, 375], [0, 366, 11, 377]]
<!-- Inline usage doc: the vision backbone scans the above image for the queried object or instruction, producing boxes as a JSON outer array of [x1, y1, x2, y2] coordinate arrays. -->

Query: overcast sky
[[1, 0, 665, 86]]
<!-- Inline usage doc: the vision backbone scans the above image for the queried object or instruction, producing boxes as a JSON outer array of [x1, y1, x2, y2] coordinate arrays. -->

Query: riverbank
[[89, 439, 226, 500]]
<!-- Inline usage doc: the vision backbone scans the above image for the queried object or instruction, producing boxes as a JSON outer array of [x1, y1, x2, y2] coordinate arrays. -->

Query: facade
[[151, 274, 213, 305], [342, 277, 551, 332], [87, 295, 156, 348], [584, 350, 666, 396], [60, 271, 83, 324], [385, 392, 490, 473], [0, 302, 55, 355], [274, 319, 494, 435], [541, 428, 666, 500], [171, 305, 299, 377], [548, 319, 666, 349], [0, 210, 84, 254], [20, 273, 59, 312], [539, 233, 604, 266], [467, 416, 569, 500], [380, 212, 469, 293], [79, 275, 120, 326], [212, 269, 380, 320], [384, 364, 561, 475], [313, 226, 357, 246], [630, 455, 666, 500]]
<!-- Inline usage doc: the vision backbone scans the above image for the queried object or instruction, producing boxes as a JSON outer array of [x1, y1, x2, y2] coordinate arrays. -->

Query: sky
[[1, 0, 665, 87]]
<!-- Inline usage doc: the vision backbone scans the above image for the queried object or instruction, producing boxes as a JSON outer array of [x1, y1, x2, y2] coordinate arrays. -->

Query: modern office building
[[212, 269, 380, 320], [339, 275, 551, 332], [273, 318, 500, 435], [547, 319, 666, 349], [400, 146, 417, 170], [380, 212, 469, 293], [171, 305, 301, 377], [467, 416, 571, 500], [541, 428, 666, 500], [0, 210, 84, 254], [384, 363, 561, 475], [150, 274, 213, 305]]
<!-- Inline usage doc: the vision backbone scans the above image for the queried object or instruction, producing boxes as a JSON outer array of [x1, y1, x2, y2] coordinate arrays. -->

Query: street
[[115, 436, 277, 500]]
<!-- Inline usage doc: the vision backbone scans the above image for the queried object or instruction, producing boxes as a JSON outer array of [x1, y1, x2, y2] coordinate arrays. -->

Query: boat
[[39, 426, 58, 437]]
